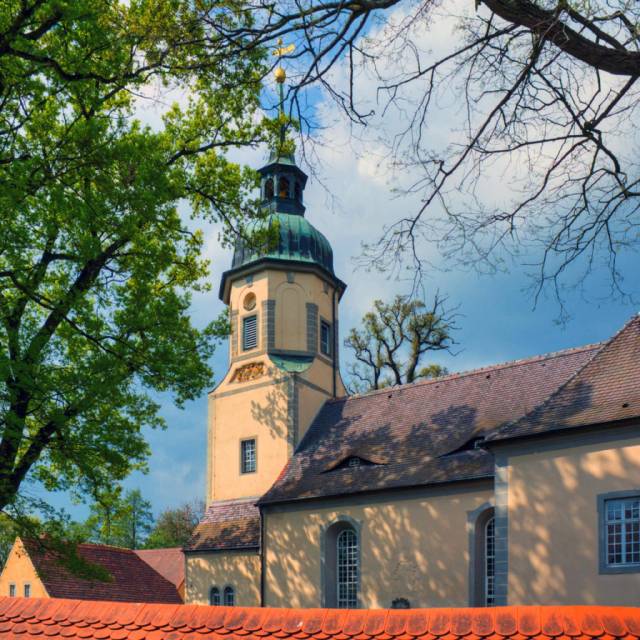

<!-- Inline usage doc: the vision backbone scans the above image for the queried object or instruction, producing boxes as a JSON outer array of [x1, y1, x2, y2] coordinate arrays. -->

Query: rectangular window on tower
[[242, 315, 258, 351], [321, 320, 332, 356], [241, 438, 257, 474]]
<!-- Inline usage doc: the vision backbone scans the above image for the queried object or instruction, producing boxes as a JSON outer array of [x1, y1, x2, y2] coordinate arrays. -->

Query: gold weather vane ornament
[[271, 38, 295, 149]]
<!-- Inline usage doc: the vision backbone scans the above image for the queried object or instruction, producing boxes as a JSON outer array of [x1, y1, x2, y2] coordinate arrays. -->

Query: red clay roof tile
[[1, 598, 640, 640]]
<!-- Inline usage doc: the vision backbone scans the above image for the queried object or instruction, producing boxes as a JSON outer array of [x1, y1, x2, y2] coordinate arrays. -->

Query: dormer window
[[278, 176, 289, 198], [326, 455, 379, 472], [348, 457, 361, 468], [264, 178, 274, 200]]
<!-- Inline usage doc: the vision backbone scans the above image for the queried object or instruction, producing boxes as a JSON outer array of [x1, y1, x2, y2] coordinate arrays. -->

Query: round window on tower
[[243, 292, 257, 311]]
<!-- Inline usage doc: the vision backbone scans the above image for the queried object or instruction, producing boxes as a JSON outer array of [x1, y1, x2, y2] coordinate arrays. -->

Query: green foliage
[[85, 489, 153, 549], [144, 499, 204, 548], [345, 294, 455, 393], [0, 0, 270, 528]]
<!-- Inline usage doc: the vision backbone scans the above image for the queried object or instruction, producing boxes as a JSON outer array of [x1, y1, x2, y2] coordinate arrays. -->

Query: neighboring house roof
[[134, 548, 184, 590], [185, 498, 260, 552], [260, 343, 600, 504], [2, 597, 640, 640], [488, 315, 640, 442], [22, 540, 182, 603]]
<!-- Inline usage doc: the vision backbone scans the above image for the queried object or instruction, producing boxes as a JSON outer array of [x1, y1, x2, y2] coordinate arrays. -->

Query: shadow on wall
[[250, 375, 289, 442], [188, 552, 261, 606], [506, 385, 640, 604]]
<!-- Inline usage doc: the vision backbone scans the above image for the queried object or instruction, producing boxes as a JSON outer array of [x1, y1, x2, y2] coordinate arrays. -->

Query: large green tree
[[85, 489, 153, 549], [144, 499, 204, 548], [0, 0, 269, 528]]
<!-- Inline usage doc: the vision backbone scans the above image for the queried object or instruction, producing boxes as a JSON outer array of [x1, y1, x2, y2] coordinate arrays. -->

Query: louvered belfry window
[[242, 315, 257, 350]]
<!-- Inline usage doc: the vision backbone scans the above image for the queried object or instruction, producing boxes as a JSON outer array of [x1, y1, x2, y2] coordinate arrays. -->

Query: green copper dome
[[219, 151, 346, 302], [231, 212, 334, 274]]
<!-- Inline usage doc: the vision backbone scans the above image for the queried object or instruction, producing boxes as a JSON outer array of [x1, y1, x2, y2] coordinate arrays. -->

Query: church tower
[[206, 147, 347, 504]]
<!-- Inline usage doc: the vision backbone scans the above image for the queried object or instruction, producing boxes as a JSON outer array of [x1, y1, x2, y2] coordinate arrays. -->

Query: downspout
[[259, 505, 266, 607], [332, 287, 337, 398]]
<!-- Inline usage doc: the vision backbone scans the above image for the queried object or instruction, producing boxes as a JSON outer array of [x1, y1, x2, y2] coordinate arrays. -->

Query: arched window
[[278, 176, 289, 198], [223, 585, 235, 606], [322, 519, 360, 608], [209, 586, 220, 606], [337, 528, 358, 608], [264, 178, 274, 199], [484, 516, 495, 606]]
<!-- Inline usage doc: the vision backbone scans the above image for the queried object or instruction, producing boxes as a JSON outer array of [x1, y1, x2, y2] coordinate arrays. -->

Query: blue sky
[[39, 5, 640, 523]]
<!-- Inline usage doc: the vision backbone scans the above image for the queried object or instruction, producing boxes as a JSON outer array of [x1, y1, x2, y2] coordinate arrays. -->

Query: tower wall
[[207, 267, 345, 504]]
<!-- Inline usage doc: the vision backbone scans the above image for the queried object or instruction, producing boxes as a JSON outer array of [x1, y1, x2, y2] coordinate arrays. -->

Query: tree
[[219, 0, 640, 307], [344, 294, 455, 393], [85, 489, 153, 549], [144, 499, 204, 548], [0, 0, 269, 525]]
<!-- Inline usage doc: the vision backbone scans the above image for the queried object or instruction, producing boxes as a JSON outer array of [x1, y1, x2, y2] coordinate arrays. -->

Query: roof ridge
[[205, 496, 260, 509], [331, 340, 604, 404], [486, 314, 639, 442]]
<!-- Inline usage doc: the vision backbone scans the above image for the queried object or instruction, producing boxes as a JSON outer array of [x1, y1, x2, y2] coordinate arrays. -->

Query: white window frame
[[484, 516, 496, 606], [23, 583, 31, 598], [599, 490, 640, 574], [240, 438, 257, 474], [320, 320, 332, 356], [8, 583, 15, 597], [336, 528, 358, 608]]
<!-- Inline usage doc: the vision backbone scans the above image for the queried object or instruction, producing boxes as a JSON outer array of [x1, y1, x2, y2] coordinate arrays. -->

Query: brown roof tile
[[23, 540, 182, 604], [185, 498, 260, 552], [260, 343, 600, 504], [488, 315, 640, 442], [1, 597, 640, 640], [134, 548, 184, 590]]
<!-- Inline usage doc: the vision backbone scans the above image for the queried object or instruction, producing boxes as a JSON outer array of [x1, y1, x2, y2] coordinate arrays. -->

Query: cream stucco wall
[[0, 538, 49, 599], [208, 265, 345, 504], [263, 483, 493, 609], [185, 551, 261, 606], [506, 428, 640, 605]]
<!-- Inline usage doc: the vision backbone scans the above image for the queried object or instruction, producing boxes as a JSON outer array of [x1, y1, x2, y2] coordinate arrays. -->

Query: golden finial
[[272, 38, 295, 84]]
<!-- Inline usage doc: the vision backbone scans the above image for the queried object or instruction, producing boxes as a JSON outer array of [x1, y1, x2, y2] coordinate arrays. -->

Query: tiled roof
[[488, 315, 640, 442], [185, 498, 260, 552], [134, 548, 184, 589], [260, 344, 599, 504], [1, 597, 640, 640], [23, 540, 182, 604]]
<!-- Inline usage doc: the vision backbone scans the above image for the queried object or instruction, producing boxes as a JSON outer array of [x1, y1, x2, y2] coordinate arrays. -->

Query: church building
[[183, 146, 640, 609]]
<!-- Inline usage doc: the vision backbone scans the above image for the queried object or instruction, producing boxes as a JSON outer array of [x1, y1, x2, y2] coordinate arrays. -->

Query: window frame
[[320, 320, 332, 356], [598, 490, 640, 574], [209, 586, 221, 606], [336, 528, 359, 609], [223, 585, 235, 607], [23, 583, 31, 598], [240, 437, 257, 475], [242, 314, 258, 351], [484, 516, 496, 606], [8, 583, 15, 597]]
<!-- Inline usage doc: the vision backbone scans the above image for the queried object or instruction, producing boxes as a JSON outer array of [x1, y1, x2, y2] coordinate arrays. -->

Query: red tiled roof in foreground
[[23, 540, 182, 604], [1, 598, 640, 640]]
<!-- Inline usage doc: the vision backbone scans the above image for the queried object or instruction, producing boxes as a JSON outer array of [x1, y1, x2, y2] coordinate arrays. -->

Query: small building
[[0, 538, 183, 603], [184, 146, 640, 609]]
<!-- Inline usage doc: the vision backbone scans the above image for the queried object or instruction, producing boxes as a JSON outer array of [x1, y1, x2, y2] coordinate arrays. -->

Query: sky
[[39, 4, 640, 522]]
